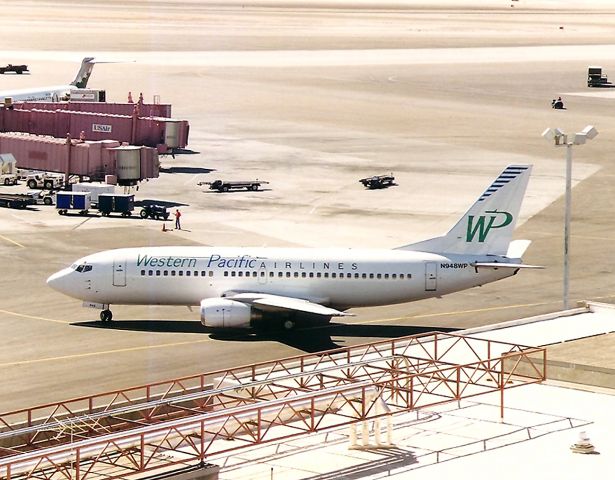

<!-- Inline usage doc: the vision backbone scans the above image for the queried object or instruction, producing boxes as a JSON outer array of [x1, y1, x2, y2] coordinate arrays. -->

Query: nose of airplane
[[46, 268, 72, 294]]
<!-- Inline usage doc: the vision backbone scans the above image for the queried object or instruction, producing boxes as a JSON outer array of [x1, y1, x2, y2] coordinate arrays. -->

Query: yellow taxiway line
[[0, 338, 211, 369], [0, 308, 69, 324], [0, 234, 25, 248]]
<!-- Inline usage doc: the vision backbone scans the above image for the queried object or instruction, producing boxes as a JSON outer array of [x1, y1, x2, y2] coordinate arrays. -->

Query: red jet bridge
[[0, 133, 159, 184], [0, 332, 546, 480], [0, 102, 189, 155]]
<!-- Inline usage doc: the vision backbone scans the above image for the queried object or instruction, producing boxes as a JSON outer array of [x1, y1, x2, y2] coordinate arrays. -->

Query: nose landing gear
[[100, 309, 113, 322]]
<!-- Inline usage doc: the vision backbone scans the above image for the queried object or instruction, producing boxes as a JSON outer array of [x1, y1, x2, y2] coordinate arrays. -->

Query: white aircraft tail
[[70, 57, 96, 88], [398, 165, 532, 256]]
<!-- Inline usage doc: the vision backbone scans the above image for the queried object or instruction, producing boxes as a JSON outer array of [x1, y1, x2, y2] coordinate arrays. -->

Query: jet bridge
[[0, 332, 546, 480]]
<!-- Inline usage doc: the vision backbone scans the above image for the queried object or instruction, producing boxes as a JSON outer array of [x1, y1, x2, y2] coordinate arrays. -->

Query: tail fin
[[397, 165, 532, 256], [70, 57, 95, 88]]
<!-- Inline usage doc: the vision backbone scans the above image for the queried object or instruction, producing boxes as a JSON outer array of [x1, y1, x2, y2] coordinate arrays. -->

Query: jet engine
[[200, 298, 260, 328]]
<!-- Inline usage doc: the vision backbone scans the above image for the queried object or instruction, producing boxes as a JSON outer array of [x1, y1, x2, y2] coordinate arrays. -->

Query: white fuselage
[[0, 84, 72, 102], [48, 246, 516, 309]]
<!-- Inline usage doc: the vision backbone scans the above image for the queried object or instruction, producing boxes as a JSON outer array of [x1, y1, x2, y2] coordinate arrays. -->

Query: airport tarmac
[[1, 0, 615, 419]]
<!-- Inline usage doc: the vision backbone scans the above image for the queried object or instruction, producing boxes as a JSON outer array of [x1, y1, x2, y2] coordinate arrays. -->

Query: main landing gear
[[100, 309, 113, 323]]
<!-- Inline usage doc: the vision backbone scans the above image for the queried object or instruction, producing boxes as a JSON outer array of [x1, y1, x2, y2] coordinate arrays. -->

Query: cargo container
[[71, 182, 115, 205], [98, 193, 134, 217], [56, 191, 91, 215]]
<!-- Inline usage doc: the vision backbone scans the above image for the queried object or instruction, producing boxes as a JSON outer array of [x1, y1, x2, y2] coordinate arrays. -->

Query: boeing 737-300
[[0, 57, 95, 102], [47, 165, 541, 329]]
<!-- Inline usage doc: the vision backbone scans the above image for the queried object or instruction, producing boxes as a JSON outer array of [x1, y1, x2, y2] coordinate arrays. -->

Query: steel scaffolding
[[0, 331, 546, 480]]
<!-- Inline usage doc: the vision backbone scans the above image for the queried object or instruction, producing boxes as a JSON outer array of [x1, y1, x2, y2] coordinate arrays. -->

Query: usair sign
[[92, 124, 112, 133]]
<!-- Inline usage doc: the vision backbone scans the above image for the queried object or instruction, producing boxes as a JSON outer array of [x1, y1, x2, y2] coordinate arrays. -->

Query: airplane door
[[113, 259, 127, 287], [425, 262, 437, 291], [258, 265, 267, 285]]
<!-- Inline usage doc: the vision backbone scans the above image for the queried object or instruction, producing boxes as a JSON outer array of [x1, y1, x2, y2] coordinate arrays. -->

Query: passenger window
[[392, 274, 397, 279], [251, 272, 256, 277], [224, 271, 229, 277], [384, 274, 389, 279], [301, 272, 306, 278], [231, 271, 236, 277], [332, 273, 337, 279], [309, 272, 314, 278], [269, 272, 274, 277], [238, 272, 243, 277], [377, 274, 382, 279], [171, 271, 176, 276], [149, 270, 153, 276], [369, 273, 374, 279], [156, 270, 161, 276], [362, 273, 367, 279], [179, 271, 184, 276], [407, 274, 412, 279], [317, 272, 322, 278], [164, 271, 168, 276], [286, 272, 291, 278], [400, 274, 404, 279], [324, 273, 329, 278], [141, 270, 145, 276], [278, 272, 283, 277], [294, 272, 299, 278]]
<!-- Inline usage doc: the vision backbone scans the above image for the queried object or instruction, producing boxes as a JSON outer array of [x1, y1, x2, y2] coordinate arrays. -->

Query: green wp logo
[[466, 210, 513, 243]]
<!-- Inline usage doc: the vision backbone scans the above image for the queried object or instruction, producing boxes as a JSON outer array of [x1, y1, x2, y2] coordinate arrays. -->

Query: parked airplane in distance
[[48, 165, 541, 329], [0, 57, 95, 102]]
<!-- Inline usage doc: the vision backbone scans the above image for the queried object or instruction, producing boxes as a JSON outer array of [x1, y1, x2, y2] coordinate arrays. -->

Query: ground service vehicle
[[587, 66, 612, 87], [0, 153, 18, 185], [199, 179, 268, 192], [26, 190, 56, 205], [0, 194, 35, 209], [56, 192, 91, 215], [71, 182, 115, 205], [0, 64, 28, 74], [98, 194, 134, 217], [359, 174, 395, 189], [140, 204, 169, 220], [26, 172, 63, 190]]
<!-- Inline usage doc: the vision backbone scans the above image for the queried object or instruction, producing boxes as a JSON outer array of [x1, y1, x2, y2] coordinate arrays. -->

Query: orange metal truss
[[0, 332, 546, 479]]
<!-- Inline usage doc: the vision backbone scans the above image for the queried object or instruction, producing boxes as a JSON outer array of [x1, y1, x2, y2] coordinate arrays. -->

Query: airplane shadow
[[71, 319, 458, 354]]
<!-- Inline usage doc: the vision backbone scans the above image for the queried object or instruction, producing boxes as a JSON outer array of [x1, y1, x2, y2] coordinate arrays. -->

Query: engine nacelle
[[200, 298, 257, 328]]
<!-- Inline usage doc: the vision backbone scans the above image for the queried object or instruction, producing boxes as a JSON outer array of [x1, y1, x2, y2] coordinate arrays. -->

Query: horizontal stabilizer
[[471, 262, 544, 269], [229, 292, 352, 317]]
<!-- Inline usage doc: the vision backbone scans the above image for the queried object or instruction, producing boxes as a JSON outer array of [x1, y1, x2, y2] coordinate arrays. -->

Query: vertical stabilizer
[[70, 57, 96, 88], [397, 165, 532, 255]]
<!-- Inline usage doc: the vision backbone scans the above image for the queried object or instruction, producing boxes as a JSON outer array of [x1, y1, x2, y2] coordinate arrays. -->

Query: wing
[[226, 292, 353, 317]]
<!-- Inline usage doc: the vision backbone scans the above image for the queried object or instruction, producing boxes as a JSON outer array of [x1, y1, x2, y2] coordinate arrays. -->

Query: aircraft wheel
[[282, 319, 296, 331], [100, 309, 113, 322]]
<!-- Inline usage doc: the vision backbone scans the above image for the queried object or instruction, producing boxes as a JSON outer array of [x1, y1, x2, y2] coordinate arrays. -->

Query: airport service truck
[[71, 182, 115, 206], [0, 153, 19, 186], [26, 172, 64, 190]]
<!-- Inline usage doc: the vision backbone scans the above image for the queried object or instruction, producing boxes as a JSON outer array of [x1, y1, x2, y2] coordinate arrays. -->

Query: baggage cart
[[56, 191, 91, 215], [98, 193, 134, 217]]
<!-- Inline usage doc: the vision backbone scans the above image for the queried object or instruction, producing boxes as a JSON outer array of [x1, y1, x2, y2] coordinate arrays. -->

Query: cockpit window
[[73, 264, 92, 273]]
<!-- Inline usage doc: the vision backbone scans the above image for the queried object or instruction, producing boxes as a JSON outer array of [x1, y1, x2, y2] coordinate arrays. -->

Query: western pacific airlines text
[[137, 254, 359, 271]]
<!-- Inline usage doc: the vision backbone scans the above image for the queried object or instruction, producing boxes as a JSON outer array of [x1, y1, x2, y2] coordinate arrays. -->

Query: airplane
[[0, 57, 95, 102], [47, 165, 541, 330]]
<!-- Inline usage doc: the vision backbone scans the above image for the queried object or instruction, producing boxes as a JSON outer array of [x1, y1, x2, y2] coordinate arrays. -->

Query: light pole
[[542, 125, 598, 310]]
